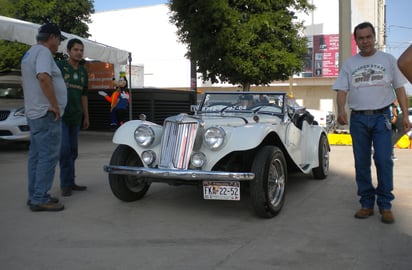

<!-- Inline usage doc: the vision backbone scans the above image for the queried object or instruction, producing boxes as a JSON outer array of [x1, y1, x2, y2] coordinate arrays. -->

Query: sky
[[93, 0, 412, 58], [385, 0, 412, 59], [92, 0, 412, 93], [93, 0, 167, 12]]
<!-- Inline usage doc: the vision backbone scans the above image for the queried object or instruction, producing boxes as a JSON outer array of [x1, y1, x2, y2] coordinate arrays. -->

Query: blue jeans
[[350, 109, 394, 210], [27, 112, 62, 204], [60, 122, 80, 188]]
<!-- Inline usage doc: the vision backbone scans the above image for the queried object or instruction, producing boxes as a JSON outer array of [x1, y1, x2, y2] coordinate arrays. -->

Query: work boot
[[380, 210, 395, 224], [30, 202, 64, 212], [61, 187, 72, 197], [354, 208, 374, 219], [72, 184, 87, 191], [27, 194, 59, 206]]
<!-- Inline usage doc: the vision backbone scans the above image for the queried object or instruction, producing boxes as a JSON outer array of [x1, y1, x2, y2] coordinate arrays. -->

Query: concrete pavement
[[0, 131, 411, 270]]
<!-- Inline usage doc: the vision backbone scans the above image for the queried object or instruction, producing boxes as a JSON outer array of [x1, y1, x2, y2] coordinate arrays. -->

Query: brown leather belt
[[352, 106, 389, 115]]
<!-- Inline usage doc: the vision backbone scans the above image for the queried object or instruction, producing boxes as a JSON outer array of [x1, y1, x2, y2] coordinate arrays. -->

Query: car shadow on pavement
[[0, 141, 29, 152]]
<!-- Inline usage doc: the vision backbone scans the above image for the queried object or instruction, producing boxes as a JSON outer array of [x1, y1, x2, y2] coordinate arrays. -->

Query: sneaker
[[380, 209, 395, 224], [61, 187, 73, 197], [30, 202, 64, 212], [72, 184, 87, 191], [354, 208, 374, 219], [26, 195, 59, 206]]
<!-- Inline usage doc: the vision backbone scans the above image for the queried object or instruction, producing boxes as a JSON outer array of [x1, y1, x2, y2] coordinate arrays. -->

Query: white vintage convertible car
[[104, 92, 330, 218]]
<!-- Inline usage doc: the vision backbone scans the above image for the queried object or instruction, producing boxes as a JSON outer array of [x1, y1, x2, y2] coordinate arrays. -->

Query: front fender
[[199, 122, 283, 170], [112, 120, 163, 153], [222, 122, 281, 150]]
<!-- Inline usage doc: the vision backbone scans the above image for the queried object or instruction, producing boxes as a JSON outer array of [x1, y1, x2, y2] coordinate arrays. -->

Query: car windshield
[[0, 84, 24, 99], [198, 92, 286, 114], [0, 71, 23, 100]]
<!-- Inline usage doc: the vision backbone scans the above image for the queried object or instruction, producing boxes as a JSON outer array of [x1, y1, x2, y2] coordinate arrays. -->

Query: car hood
[[193, 113, 282, 127], [0, 99, 24, 110], [0, 74, 22, 84]]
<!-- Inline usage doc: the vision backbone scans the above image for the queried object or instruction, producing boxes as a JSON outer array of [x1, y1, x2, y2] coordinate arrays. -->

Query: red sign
[[312, 34, 357, 77]]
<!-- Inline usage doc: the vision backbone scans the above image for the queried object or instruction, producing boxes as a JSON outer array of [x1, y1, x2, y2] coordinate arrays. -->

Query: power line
[[387, 25, 412, 31]]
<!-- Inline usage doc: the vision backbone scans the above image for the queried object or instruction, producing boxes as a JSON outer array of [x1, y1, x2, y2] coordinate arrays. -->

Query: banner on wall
[[303, 34, 357, 77], [313, 34, 339, 77]]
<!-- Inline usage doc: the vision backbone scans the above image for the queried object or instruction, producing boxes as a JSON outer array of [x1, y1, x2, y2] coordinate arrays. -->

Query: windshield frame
[[197, 92, 288, 116]]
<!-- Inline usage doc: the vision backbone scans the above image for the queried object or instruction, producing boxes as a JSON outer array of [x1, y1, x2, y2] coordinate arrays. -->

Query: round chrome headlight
[[190, 152, 206, 168], [141, 150, 156, 166], [134, 125, 155, 146], [204, 126, 226, 149]]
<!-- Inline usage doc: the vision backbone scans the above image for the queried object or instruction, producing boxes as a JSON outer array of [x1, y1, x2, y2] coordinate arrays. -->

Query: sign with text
[[310, 34, 357, 77], [85, 62, 115, 90]]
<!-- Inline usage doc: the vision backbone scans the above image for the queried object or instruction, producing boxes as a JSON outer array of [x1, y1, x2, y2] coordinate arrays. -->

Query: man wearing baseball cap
[[37, 22, 67, 41], [21, 22, 67, 212]]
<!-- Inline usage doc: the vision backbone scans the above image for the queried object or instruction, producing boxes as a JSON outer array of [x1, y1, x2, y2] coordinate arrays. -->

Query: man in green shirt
[[57, 38, 89, 197]]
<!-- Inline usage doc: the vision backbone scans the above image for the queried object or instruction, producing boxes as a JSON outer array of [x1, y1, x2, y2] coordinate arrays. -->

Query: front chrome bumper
[[104, 165, 255, 181]]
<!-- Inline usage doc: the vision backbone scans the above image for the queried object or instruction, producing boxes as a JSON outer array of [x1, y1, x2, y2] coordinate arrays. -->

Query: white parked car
[[103, 92, 330, 218], [0, 71, 30, 142], [306, 108, 336, 133]]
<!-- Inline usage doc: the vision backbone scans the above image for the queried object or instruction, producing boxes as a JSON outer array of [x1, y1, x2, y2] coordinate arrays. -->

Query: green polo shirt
[[56, 60, 88, 125]]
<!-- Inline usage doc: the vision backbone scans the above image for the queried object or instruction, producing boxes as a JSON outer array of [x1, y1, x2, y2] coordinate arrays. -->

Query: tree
[[0, 0, 94, 70], [169, 0, 314, 91]]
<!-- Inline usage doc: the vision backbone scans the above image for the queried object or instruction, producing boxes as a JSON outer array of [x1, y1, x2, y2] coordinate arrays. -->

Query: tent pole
[[128, 52, 132, 120]]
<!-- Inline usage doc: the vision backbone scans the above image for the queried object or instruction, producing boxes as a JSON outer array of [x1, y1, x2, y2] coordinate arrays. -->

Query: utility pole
[[338, 0, 352, 131], [338, 0, 352, 69], [128, 52, 133, 120]]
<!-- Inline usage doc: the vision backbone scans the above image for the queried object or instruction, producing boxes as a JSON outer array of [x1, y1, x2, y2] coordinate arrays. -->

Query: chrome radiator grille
[[159, 120, 199, 169]]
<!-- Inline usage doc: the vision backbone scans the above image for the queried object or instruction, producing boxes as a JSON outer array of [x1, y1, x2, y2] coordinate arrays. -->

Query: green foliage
[[169, 0, 314, 90], [0, 0, 94, 69], [0, 0, 94, 36], [0, 41, 30, 71]]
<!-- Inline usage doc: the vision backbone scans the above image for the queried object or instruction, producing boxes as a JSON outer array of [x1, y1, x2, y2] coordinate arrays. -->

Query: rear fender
[[300, 121, 330, 171]]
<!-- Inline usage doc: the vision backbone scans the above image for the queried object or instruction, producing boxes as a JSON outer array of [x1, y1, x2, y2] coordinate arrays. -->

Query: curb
[[328, 133, 412, 148]]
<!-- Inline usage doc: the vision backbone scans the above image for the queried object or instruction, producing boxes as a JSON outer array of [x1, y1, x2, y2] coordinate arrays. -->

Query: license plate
[[203, 181, 240, 201]]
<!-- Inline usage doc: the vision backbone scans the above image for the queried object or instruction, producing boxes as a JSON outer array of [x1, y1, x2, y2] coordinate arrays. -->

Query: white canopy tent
[[0, 15, 130, 65], [0, 15, 135, 119]]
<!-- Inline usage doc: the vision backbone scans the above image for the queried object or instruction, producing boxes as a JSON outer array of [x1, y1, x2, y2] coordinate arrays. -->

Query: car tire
[[312, 134, 329, 180], [108, 145, 151, 201], [250, 145, 287, 218]]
